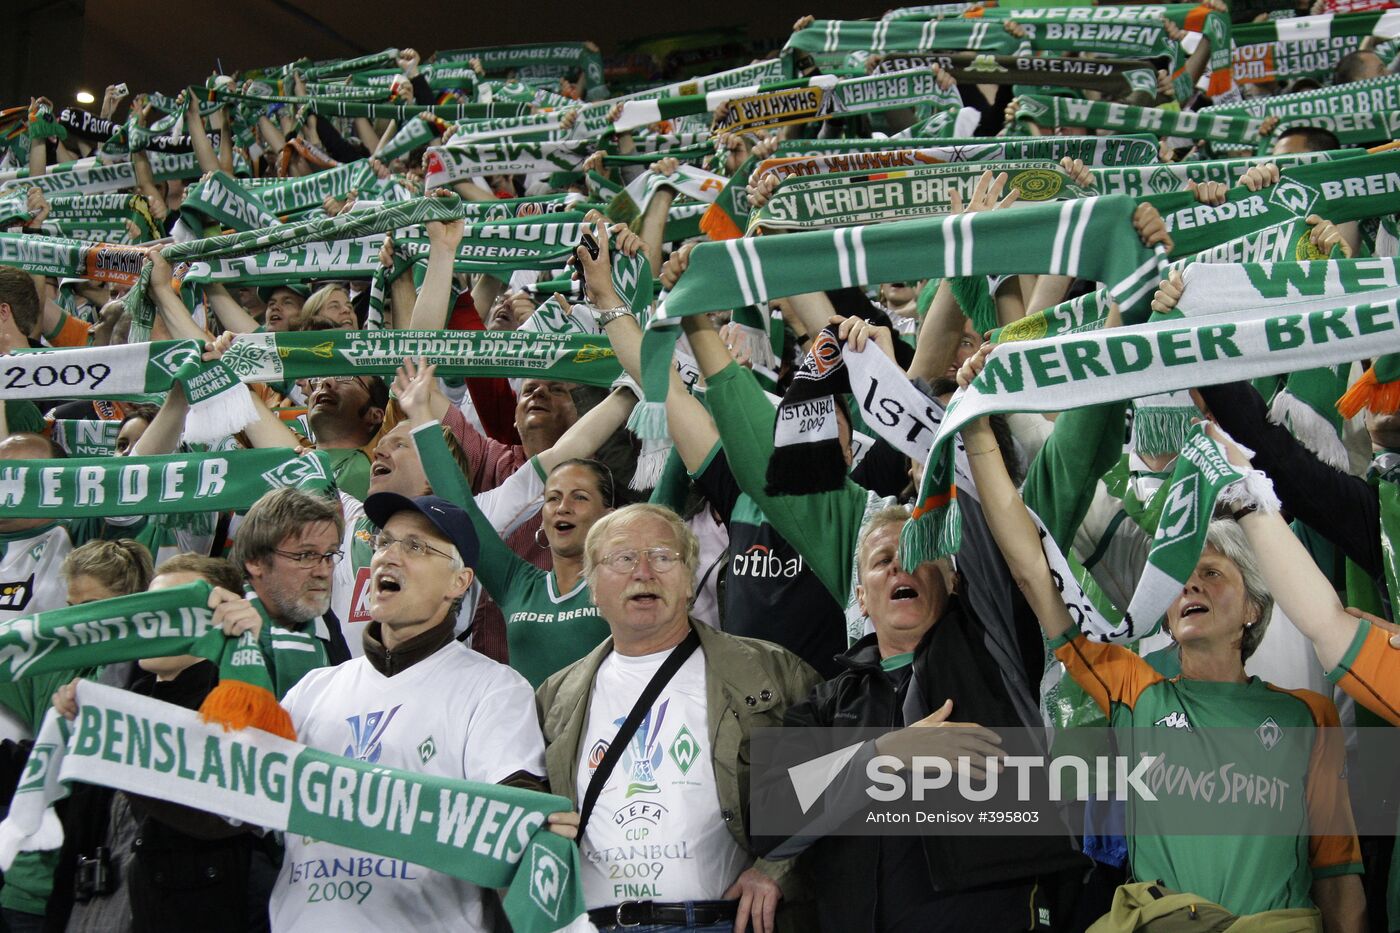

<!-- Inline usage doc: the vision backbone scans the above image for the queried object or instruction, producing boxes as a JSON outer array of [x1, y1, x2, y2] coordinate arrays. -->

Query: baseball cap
[[363, 493, 480, 569], [256, 282, 312, 304]]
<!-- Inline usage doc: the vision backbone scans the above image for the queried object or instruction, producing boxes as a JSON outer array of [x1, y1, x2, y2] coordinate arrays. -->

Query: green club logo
[[965, 55, 1008, 75], [1124, 68, 1158, 95], [668, 725, 700, 776], [528, 843, 569, 921], [260, 455, 329, 490], [1154, 473, 1199, 549], [149, 343, 200, 379], [219, 334, 278, 378], [1147, 168, 1181, 195], [1256, 716, 1282, 750], [1016, 96, 1049, 120], [17, 744, 54, 792], [1269, 178, 1319, 217], [1009, 168, 1064, 201], [417, 736, 436, 765]]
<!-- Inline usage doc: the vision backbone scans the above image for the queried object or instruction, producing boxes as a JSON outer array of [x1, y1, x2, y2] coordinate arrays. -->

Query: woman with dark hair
[[397, 360, 632, 687]]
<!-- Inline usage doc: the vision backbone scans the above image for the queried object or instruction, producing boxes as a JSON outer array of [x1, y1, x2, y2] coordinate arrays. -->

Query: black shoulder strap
[[576, 629, 701, 841]]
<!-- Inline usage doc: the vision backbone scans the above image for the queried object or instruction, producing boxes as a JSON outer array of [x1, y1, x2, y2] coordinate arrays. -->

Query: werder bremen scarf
[[873, 52, 1160, 99], [701, 134, 1159, 239], [903, 295, 1400, 570], [750, 159, 1091, 232], [8, 683, 589, 933], [0, 449, 337, 518], [1013, 94, 1268, 145], [0, 234, 147, 287], [641, 194, 1164, 438], [0, 150, 216, 198], [2, 341, 253, 445], [1233, 10, 1400, 85], [1090, 148, 1365, 197], [768, 326, 855, 494], [710, 69, 962, 135], [1202, 73, 1400, 146], [0, 581, 296, 739], [180, 171, 281, 232], [423, 139, 593, 186], [48, 419, 120, 457]]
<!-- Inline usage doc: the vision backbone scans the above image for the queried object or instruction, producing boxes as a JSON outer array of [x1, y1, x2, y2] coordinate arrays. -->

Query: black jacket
[[756, 599, 1085, 932]]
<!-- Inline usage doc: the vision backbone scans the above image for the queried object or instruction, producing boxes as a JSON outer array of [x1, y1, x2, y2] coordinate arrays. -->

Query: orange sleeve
[[1328, 620, 1400, 726], [44, 311, 91, 348], [1270, 686, 1363, 876], [1051, 629, 1166, 715]]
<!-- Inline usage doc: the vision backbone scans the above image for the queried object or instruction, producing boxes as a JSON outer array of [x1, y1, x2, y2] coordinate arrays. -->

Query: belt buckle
[[615, 900, 643, 928]]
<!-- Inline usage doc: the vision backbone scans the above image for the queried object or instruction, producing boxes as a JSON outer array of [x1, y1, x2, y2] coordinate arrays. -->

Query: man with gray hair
[[231, 486, 348, 663], [536, 503, 821, 932]]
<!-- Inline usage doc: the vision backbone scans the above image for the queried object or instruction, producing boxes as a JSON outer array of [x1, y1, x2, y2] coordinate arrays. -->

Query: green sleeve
[[333, 450, 372, 500], [411, 422, 531, 603], [1021, 403, 1127, 550], [4, 402, 44, 435], [0, 669, 95, 733], [704, 363, 868, 605], [647, 446, 694, 512]]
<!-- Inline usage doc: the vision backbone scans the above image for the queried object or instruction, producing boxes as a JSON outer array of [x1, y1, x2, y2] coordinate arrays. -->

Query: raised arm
[[407, 200, 465, 330], [959, 346, 1073, 640], [202, 283, 262, 334], [147, 251, 210, 342]]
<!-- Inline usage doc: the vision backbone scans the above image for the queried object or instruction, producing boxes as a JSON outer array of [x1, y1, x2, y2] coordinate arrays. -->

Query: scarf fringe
[[1220, 469, 1282, 516], [184, 386, 259, 446], [630, 438, 671, 491], [1268, 390, 1350, 471], [627, 400, 669, 441], [0, 806, 61, 871], [198, 681, 297, 741], [1338, 366, 1400, 418], [1132, 406, 1196, 458], [900, 495, 962, 567]]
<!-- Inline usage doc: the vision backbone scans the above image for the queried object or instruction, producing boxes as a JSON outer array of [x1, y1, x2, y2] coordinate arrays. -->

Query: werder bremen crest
[[148, 342, 201, 379], [220, 332, 281, 378], [261, 453, 330, 490], [528, 843, 568, 921]]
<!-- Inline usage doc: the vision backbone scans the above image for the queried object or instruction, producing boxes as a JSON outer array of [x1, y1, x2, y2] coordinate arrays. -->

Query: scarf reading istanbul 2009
[[640, 193, 1164, 441], [2, 684, 588, 933], [901, 297, 1400, 570]]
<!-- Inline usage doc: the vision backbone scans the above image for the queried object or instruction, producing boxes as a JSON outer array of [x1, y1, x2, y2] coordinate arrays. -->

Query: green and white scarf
[[751, 159, 1091, 232], [3, 341, 253, 444], [0, 151, 214, 198], [784, 19, 1025, 55], [438, 40, 606, 98], [0, 233, 147, 287], [181, 172, 281, 232], [1203, 73, 1400, 146], [423, 139, 593, 186], [1233, 10, 1400, 85], [218, 329, 621, 387], [373, 114, 448, 162], [1090, 148, 1364, 197], [189, 85, 527, 123], [905, 295, 1400, 568], [241, 161, 376, 216], [644, 193, 1163, 437], [873, 51, 1160, 99], [14, 683, 588, 933], [48, 419, 120, 457], [0, 449, 337, 518], [1013, 94, 1268, 145]]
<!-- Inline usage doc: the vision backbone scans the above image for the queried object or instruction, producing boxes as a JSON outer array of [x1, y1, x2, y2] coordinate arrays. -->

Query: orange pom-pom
[[199, 681, 296, 741], [1337, 367, 1400, 420], [700, 203, 743, 241]]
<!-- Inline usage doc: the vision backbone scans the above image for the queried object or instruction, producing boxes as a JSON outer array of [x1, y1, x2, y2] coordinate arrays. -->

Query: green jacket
[[535, 619, 822, 900]]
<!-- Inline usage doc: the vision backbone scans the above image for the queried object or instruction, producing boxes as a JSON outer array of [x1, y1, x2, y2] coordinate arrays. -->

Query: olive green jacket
[[535, 619, 822, 900]]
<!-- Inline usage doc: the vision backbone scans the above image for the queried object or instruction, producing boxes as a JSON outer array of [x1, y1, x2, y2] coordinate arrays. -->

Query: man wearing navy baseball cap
[[261, 492, 569, 932]]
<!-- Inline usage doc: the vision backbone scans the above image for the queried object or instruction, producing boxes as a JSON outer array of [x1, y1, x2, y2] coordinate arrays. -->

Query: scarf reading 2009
[[9, 684, 588, 933]]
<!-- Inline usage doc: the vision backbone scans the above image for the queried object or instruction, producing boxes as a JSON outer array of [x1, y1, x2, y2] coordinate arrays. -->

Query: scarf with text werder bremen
[[641, 193, 1164, 444], [180, 171, 280, 232], [1202, 73, 1400, 147], [701, 134, 1158, 240], [750, 160, 1092, 232], [0, 449, 337, 518], [1232, 10, 1400, 85], [709, 69, 962, 136], [902, 295, 1400, 570], [1143, 149, 1400, 261], [1, 341, 254, 445], [11, 683, 588, 933], [1090, 148, 1366, 197], [872, 52, 1160, 100], [1013, 94, 1269, 145]]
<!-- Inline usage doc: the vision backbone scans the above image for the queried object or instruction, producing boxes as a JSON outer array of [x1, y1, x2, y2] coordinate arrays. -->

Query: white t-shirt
[[331, 462, 545, 655], [576, 650, 750, 910], [270, 642, 546, 932]]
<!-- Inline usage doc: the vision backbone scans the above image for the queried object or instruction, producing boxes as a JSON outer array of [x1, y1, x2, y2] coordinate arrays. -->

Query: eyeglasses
[[311, 375, 368, 390], [272, 548, 344, 568], [371, 531, 455, 562], [598, 547, 682, 575]]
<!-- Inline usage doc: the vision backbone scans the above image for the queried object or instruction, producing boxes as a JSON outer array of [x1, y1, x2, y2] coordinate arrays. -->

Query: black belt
[[588, 899, 738, 929]]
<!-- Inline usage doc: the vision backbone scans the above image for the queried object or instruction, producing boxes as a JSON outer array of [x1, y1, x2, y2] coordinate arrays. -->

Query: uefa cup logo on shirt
[[617, 701, 668, 797]]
